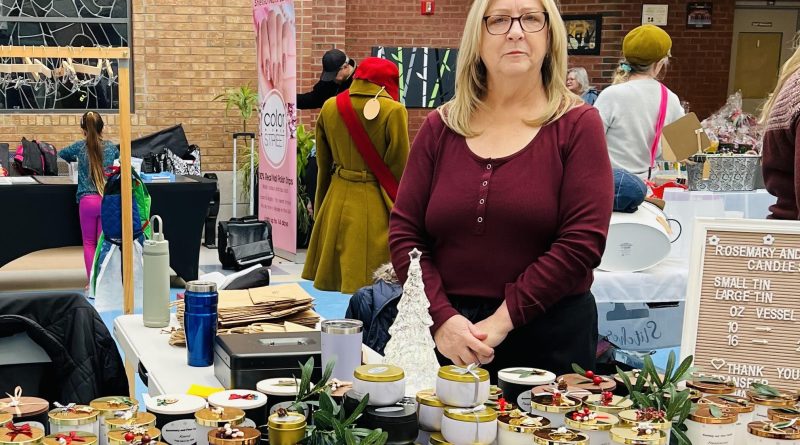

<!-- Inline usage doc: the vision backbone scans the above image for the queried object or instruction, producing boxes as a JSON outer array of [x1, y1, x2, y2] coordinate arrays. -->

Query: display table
[[0, 175, 215, 281], [114, 315, 382, 396]]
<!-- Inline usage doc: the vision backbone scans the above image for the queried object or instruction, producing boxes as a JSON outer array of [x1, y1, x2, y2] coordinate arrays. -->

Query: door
[[733, 33, 782, 101]]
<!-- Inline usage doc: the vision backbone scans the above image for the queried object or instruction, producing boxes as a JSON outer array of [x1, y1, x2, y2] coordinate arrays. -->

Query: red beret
[[353, 57, 400, 101]]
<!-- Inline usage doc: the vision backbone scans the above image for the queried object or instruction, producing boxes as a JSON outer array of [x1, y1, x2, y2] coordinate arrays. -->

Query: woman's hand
[[473, 303, 514, 364], [434, 315, 495, 366]]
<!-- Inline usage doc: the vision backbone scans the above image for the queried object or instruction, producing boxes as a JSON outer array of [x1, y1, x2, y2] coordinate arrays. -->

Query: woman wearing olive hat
[[594, 24, 684, 178]]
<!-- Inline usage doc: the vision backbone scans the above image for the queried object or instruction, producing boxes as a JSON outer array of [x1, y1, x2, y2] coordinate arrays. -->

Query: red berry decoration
[[593, 376, 603, 385], [584, 370, 594, 378], [141, 435, 151, 444], [124, 432, 135, 442]]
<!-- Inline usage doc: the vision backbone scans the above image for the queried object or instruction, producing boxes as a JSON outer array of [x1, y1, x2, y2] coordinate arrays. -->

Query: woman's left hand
[[474, 302, 514, 363]]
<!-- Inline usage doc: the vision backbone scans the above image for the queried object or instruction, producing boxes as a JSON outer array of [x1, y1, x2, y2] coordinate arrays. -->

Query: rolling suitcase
[[218, 216, 274, 270]]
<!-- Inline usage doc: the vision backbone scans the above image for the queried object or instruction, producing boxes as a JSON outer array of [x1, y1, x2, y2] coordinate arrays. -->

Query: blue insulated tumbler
[[184, 280, 218, 367]]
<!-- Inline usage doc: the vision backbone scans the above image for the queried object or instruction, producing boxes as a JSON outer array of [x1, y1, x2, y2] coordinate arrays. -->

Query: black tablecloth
[[0, 175, 216, 281]]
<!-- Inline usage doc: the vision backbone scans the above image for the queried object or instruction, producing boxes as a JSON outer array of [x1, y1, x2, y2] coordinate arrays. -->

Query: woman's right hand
[[434, 315, 495, 366]]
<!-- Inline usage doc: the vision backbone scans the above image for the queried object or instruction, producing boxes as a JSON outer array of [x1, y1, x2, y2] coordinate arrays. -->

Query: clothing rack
[[1, 46, 136, 315]]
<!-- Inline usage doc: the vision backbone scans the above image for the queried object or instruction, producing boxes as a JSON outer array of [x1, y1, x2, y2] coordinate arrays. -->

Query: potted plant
[[296, 124, 315, 248], [213, 85, 260, 199], [304, 392, 388, 445]]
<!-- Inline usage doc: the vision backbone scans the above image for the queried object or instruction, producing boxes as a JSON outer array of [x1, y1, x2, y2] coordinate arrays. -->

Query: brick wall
[[560, 0, 736, 119]]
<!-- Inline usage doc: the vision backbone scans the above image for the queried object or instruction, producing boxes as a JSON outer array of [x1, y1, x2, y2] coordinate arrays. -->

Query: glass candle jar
[[687, 377, 737, 396], [617, 410, 672, 444], [416, 390, 444, 432], [440, 406, 497, 445], [532, 427, 588, 445], [564, 409, 618, 445], [207, 427, 259, 445], [195, 408, 245, 445], [267, 412, 306, 445], [352, 365, 406, 407], [497, 410, 550, 445], [583, 394, 633, 415], [747, 420, 800, 444], [699, 395, 755, 445], [684, 406, 738, 445], [610, 425, 666, 445], [107, 427, 161, 445], [90, 397, 138, 445], [0, 424, 45, 445], [556, 374, 616, 395], [769, 408, 800, 423], [530, 394, 582, 427], [43, 432, 97, 445], [48, 406, 99, 436], [436, 365, 490, 408], [207, 391, 266, 428], [749, 391, 800, 422], [105, 413, 157, 433], [497, 368, 556, 408]]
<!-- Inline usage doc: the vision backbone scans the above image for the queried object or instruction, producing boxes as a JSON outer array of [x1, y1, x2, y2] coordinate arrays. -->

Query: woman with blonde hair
[[389, 0, 613, 373], [760, 35, 800, 220], [594, 25, 684, 178]]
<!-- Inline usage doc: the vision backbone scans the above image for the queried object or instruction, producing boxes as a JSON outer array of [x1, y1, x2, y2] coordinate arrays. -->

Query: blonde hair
[[612, 57, 669, 85], [760, 33, 800, 124], [441, 0, 581, 137]]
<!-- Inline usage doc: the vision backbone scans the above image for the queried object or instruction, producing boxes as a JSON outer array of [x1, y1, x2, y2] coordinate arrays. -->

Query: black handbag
[[217, 216, 274, 270], [127, 124, 191, 159], [141, 147, 170, 173]]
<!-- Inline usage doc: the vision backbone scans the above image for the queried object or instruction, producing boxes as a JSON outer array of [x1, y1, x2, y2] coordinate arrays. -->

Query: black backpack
[[13, 138, 58, 176]]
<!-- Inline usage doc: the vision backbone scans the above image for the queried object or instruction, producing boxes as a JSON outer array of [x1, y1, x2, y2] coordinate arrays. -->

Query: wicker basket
[[686, 154, 760, 192]]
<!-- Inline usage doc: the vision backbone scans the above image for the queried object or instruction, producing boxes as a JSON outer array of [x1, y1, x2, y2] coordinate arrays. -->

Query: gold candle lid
[[498, 410, 550, 434], [584, 394, 633, 413], [557, 374, 616, 394], [0, 398, 49, 417], [267, 412, 306, 430], [489, 385, 503, 401], [564, 409, 619, 431], [353, 365, 404, 383], [196, 408, 245, 428], [530, 394, 582, 414], [609, 426, 667, 445], [428, 433, 452, 445], [437, 365, 489, 383], [48, 406, 98, 426], [107, 428, 160, 445], [0, 425, 45, 445], [617, 410, 672, 431], [88, 398, 138, 418], [207, 427, 259, 445], [415, 390, 444, 408], [687, 406, 737, 425], [687, 377, 736, 395], [442, 406, 496, 423], [43, 432, 97, 445], [748, 420, 800, 440], [748, 390, 799, 407], [105, 412, 157, 430], [532, 427, 588, 445], [0, 415, 11, 426], [769, 407, 800, 423], [699, 395, 755, 414]]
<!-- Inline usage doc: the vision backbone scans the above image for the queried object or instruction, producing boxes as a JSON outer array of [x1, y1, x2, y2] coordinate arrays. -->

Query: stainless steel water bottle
[[143, 215, 170, 327]]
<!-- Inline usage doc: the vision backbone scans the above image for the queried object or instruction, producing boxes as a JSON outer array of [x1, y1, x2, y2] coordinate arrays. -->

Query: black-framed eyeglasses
[[483, 12, 549, 35]]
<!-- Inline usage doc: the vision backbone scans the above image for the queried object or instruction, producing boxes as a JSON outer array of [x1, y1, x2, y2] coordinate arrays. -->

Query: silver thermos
[[143, 215, 170, 327]]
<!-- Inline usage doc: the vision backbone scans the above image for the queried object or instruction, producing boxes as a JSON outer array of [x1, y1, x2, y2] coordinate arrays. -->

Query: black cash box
[[213, 331, 322, 390]]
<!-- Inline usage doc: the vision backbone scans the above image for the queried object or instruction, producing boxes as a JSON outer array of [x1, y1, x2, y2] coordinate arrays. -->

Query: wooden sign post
[[681, 218, 800, 393]]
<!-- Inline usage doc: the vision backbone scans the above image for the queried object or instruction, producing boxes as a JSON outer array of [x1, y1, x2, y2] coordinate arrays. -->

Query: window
[[0, 0, 131, 112]]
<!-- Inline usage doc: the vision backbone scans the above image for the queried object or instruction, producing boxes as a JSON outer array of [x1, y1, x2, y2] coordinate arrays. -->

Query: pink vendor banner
[[254, 0, 298, 257]]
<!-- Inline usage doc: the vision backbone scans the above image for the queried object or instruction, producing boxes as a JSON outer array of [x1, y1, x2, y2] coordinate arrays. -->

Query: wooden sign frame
[[681, 217, 800, 392]]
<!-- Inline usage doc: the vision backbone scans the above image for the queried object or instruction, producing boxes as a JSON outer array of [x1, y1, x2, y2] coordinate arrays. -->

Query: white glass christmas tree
[[383, 248, 440, 395]]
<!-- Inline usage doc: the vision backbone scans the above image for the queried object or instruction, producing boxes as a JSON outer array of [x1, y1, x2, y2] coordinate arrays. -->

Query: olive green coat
[[301, 79, 410, 293]]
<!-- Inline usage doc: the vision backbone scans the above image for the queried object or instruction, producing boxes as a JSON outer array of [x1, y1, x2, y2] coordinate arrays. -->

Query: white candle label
[[161, 419, 197, 445]]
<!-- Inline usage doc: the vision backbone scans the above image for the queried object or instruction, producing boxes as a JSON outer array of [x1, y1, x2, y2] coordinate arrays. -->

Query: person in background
[[594, 25, 684, 178], [760, 36, 800, 220], [297, 49, 357, 110], [58, 111, 119, 279], [389, 0, 613, 375], [566, 67, 598, 105]]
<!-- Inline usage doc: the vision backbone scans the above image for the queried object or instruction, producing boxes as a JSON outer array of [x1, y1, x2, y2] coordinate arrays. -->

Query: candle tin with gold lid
[[195, 408, 244, 445], [416, 389, 444, 432], [105, 413, 157, 432], [747, 420, 800, 444], [529, 394, 582, 427], [0, 424, 45, 445], [769, 408, 800, 423], [610, 425, 666, 445], [441, 406, 497, 445], [48, 406, 98, 436], [684, 406, 738, 445], [428, 432, 451, 445], [556, 374, 616, 395], [0, 389, 50, 434], [584, 394, 633, 415], [497, 368, 556, 409], [497, 409, 550, 445], [0, 415, 12, 426], [617, 409, 672, 443], [699, 395, 755, 445], [89, 397, 137, 445], [749, 390, 800, 422], [532, 427, 588, 445], [564, 409, 618, 445], [436, 365, 490, 408], [207, 427, 259, 445], [107, 427, 161, 445], [687, 376, 737, 396], [43, 431, 97, 445], [352, 365, 405, 407], [489, 386, 503, 402], [519, 384, 590, 413], [266, 412, 305, 445]]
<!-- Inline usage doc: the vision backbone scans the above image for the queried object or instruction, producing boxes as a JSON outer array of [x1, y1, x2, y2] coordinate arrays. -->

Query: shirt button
[[486, 164, 492, 170], [479, 198, 485, 204], [477, 217, 483, 223], [482, 180, 488, 186]]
